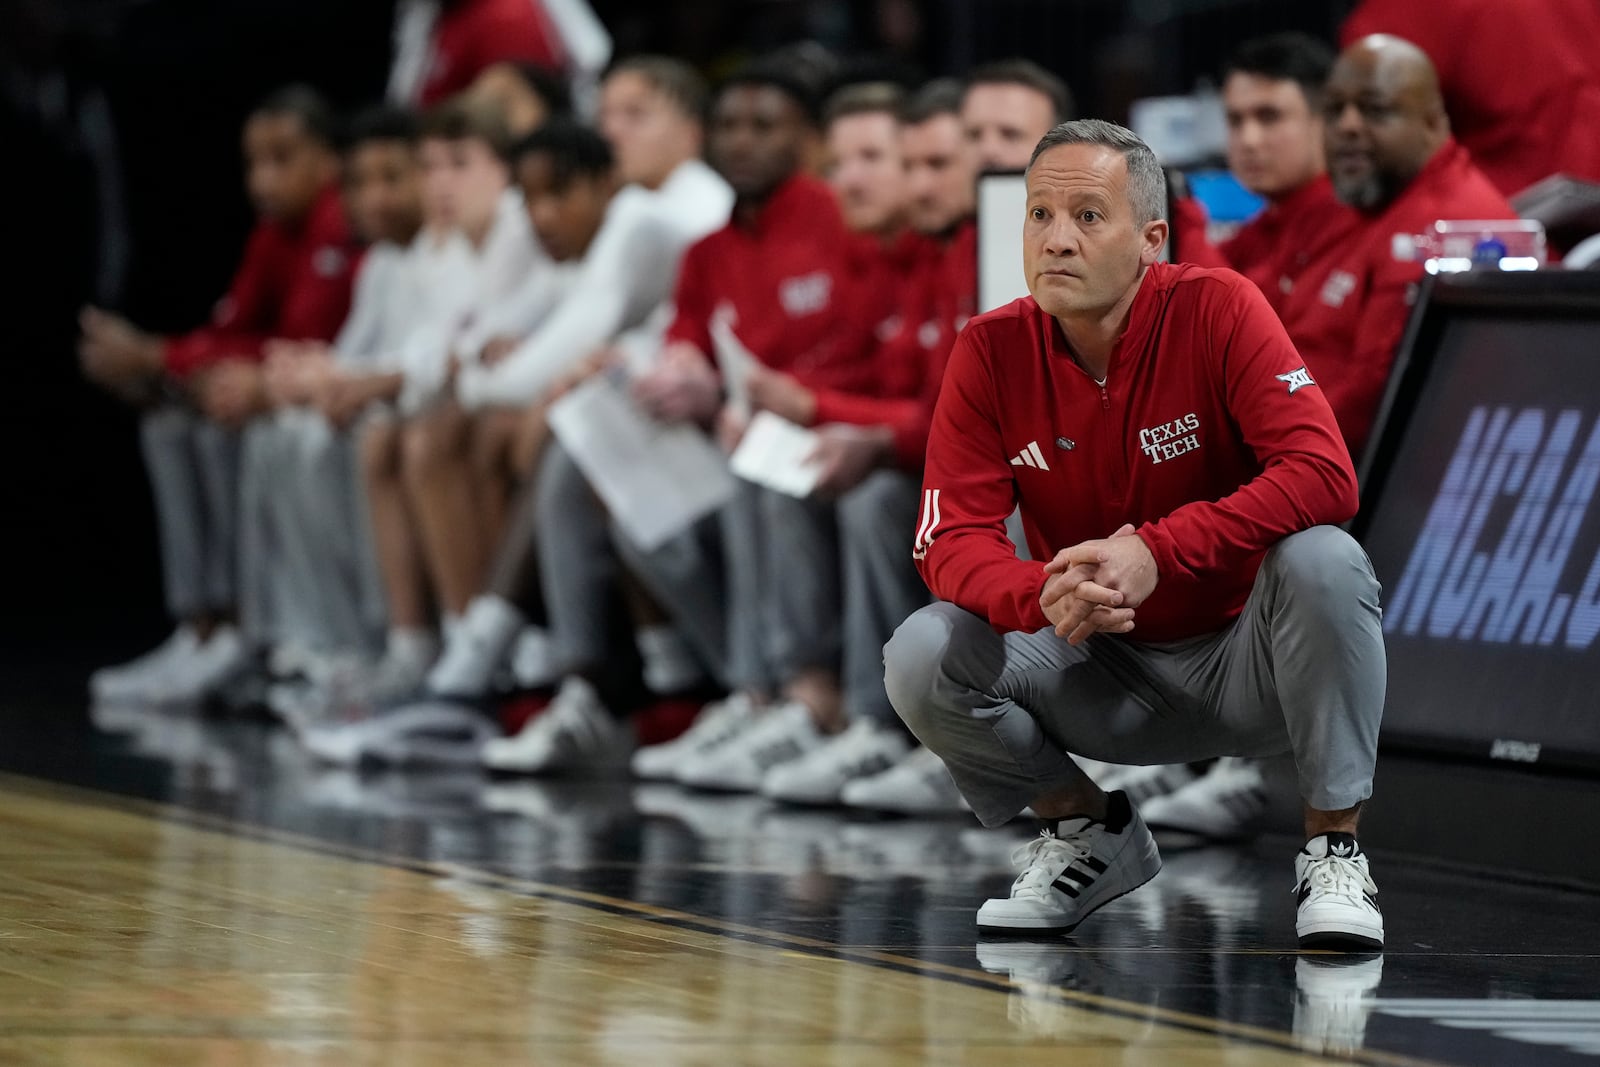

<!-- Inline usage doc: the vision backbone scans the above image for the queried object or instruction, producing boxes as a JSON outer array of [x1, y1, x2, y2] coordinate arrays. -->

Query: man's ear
[[1140, 219, 1170, 266]]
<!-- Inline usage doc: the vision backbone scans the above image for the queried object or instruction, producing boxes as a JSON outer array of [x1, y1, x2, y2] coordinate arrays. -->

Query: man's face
[[418, 135, 508, 236], [345, 140, 423, 245], [962, 83, 1057, 171], [1323, 50, 1445, 211], [901, 113, 975, 235], [468, 63, 550, 138], [243, 113, 333, 222], [708, 85, 808, 201], [825, 111, 905, 234], [517, 153, 611, 262], [1224, 72, 1324, 198], [1024, 143, 1166, 321], [599, 71, 699, 189]]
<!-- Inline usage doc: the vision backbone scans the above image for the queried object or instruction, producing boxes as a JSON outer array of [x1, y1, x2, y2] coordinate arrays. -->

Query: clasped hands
[[1040, 523, 1159, 645]]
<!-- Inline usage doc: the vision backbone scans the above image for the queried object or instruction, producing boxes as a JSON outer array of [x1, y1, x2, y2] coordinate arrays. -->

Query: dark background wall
[[0, 0, 1349, 678]]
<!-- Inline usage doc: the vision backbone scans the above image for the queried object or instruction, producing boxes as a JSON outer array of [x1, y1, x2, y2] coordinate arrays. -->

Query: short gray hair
[[1026, 119, 1167, 225]]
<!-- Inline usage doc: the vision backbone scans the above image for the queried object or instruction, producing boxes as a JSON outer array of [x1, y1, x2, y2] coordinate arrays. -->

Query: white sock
[[426, 596, 525, 694], [510, 626, 558, 688], [637, 624, 704, 693]]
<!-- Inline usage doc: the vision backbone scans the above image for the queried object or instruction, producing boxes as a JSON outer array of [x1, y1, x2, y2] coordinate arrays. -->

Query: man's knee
[[883, 602, 985, 733], [1264, 526, 1377, 604]]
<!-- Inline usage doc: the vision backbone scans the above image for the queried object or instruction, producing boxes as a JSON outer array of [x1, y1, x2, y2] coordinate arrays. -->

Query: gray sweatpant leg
[[883, 526, 1385, 827], [759, 487, 840, 679], [837, 470, 927, 726], [141, 406, 239, 619], [238, 419, 289, 645], [535, 442, 619, 673], [278, 411, 385, 654]]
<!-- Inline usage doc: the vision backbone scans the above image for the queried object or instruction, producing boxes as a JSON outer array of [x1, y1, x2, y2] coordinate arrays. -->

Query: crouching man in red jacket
[[884, 119, 1385, 952]]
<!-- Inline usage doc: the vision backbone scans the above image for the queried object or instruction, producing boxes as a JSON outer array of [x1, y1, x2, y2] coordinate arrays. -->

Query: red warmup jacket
[[163, 184, 360, 377], [1342, 0, 1600, 195], [915, 261, 1357, 640], [418, 0, 565, 106], [667, 174, 880, 395], [1278, 139, 1514, 458], [1219, 175, 1361, 317], [811, 221, 978, 469]]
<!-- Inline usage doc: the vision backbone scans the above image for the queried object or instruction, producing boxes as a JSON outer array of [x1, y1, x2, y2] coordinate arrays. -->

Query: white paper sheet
[[709, 308, 756, 420], [547, 374, 736, 551], [729, 410, 822, 498]]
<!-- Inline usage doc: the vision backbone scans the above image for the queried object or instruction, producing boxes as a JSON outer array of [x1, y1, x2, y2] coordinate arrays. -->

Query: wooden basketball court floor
[[2, 702, 1599, 1065]]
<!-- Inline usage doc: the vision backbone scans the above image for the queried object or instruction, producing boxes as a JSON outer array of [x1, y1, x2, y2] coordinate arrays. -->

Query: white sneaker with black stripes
[[675, 701, 823, 793], [976, 790, 1162, 934], [1294, 832, 1384, 950]]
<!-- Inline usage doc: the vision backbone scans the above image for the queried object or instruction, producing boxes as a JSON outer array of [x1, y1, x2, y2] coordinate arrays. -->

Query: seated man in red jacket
[[884, 120, 1386, 952], [1287, 34, 1515, 462], [79, 85, 359, 708]]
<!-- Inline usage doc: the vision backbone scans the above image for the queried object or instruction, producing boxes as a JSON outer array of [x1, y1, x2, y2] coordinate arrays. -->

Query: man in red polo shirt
[[1340, 0, 1600, 196], [1219, 34, 1358, 314], [701, 80, 984, 807], [79, 86, 359, 709], [1285, 34, 1515, 461], [884, 119, 1386, 951]]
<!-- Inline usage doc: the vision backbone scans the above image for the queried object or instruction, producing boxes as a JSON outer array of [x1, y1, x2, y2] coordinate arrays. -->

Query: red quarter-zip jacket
[[810, 220, 978, 468], [162, 184, 360, 377], [1219, 175, 1360, 316], [1278, 139, 1513, 458], [914, 261, 1357, 639], [666, 174, 879, 395]]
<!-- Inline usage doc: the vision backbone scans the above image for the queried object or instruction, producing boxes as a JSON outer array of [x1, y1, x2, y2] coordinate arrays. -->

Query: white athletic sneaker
[[300, 700, 497, 767], [1096, 762, 1199, 808], [630, 692, 759, 781], [675, 701, 823, 792], [89, 626, 200, 703], [839, 745, 971, 816], [150, 626, 249, 708], [1294, 833, 1384, 950], [428, 598, 524, 696], [1293, 954, 1384, 1056], [976, 791, 1162, 933], [1141, 757, 1270, 841], [481, 677, 634, 775], [761, 720, 912, 805]]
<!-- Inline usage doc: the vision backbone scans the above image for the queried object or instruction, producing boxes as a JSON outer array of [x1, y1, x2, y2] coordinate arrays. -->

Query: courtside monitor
[[1355, 271, 1600, 773]]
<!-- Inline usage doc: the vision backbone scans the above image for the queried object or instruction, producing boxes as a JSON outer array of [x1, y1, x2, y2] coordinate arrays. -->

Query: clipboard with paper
[[545, 369, 736, 551]]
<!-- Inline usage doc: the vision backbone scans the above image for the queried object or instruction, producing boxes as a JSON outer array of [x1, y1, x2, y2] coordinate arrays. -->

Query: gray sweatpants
[[837, 470, 929, 726], [140, 406, 239, 619], [239, 410, 385, 655], [883, 526, 1385, 827], [535, 443, 729, 681]]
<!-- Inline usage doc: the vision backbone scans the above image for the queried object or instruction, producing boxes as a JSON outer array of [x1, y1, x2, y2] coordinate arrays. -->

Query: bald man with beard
[[1281, 34, 1514, 462]]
